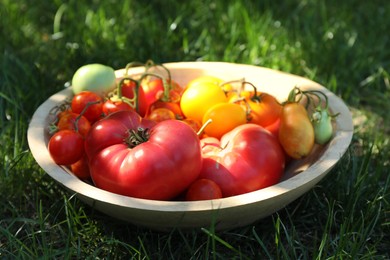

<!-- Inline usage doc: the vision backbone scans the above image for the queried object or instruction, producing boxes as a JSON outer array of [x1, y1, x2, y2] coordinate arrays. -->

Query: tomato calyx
[[126, 127, 150, 148]]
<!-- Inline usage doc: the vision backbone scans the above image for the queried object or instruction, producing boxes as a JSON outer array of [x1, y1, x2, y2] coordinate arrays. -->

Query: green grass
[[1, 0, 390, 258]]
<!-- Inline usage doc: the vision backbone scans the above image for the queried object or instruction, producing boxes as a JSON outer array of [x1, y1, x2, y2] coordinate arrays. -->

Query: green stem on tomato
[[124, 61, 146, 76], [197, 118, 213, 137], [74, 100, 101, 132], [113, 77, 140, 110]]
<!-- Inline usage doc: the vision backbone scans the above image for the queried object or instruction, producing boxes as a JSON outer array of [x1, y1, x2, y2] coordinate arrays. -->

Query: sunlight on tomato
[[186, 75, 224, 90], [180, 82, 228, 123], [202, 102, 247, 139]]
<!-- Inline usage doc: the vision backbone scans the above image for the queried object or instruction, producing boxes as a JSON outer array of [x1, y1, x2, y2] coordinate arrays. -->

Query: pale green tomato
[[312, 108, 333, 145], [71, 64, 116, 95]]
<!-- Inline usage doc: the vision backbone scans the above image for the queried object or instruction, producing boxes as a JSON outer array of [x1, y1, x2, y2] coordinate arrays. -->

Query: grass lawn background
[[1, 0, 389, 258]]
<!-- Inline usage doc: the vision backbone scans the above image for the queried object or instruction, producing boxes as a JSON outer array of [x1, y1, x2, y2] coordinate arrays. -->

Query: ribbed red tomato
[[199, 124, 285, 197], [85, 110, 203, 200]]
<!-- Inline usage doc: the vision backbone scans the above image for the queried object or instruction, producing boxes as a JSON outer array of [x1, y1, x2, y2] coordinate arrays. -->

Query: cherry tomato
[[147, 100, 184, 119], [48, 130, 85, 165], [56, 112, 91, 137], [70, 155, 90, 180], [148, 108, 176, 123], [279, 102, 315, 159], [102, 99, 133, 115], [57, 108, 73, 121], [202, 102, 247, 139], [180, 81, 228, 123], [71, 91, 103, 123], [185, 179, 223, 201]]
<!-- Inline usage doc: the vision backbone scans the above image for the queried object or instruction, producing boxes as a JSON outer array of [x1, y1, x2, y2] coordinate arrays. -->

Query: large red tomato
[[84, 110, 155, 159], [199, 124, 285, 197], [85, 110, 203, 200]]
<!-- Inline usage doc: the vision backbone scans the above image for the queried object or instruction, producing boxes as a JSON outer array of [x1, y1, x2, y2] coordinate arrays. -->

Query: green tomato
[[312, 108, 334, 145], [72, 64, 116, 95]]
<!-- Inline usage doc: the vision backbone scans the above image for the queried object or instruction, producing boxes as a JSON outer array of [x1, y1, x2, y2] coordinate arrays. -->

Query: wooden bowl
[[27, 62, 353, 231]]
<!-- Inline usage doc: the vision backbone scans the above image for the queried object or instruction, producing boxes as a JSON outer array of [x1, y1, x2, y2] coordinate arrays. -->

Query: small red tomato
[[71, 91, 103, 123], [185, 179, 223, 201], [48, 130, 85, 165], [70, 155, 90, 180], [57, 109, 73, 121], [57, 112, 91, 137], [147, 100, 184, 119], [148, 107, 176, 123], [102, 99, 133, 115]]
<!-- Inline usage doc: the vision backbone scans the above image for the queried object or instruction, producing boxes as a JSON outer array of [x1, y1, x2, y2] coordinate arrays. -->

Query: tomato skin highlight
[[48, 130, 85, 165], [86, 111, 203, 200], [185, 179, 223, 201], [278, 102, 315, 159], [200, 124, 285, 197]]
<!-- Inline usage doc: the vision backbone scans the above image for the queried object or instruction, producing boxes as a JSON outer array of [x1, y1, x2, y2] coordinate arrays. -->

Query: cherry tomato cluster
[[48, 61, 337, 201]]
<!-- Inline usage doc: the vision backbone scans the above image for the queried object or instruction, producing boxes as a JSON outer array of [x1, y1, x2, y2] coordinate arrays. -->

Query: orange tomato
[[278, 102, 315, 159], [202, 102, 247, 139], [247, 92, 282, 127]]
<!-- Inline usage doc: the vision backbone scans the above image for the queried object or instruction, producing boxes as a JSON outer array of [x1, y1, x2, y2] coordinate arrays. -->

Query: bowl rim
[[27, 61, 354, 214]]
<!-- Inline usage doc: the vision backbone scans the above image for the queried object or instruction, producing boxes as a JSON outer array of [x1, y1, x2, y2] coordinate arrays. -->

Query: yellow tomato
[[186, 75, 224, 89], [180, 82, 228, 123], [202, 102, 247, 139], [186, 75, 233, 92]]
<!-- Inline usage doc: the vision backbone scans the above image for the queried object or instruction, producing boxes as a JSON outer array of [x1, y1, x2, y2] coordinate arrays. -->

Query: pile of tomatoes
[[48, 62, 337, 201]]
